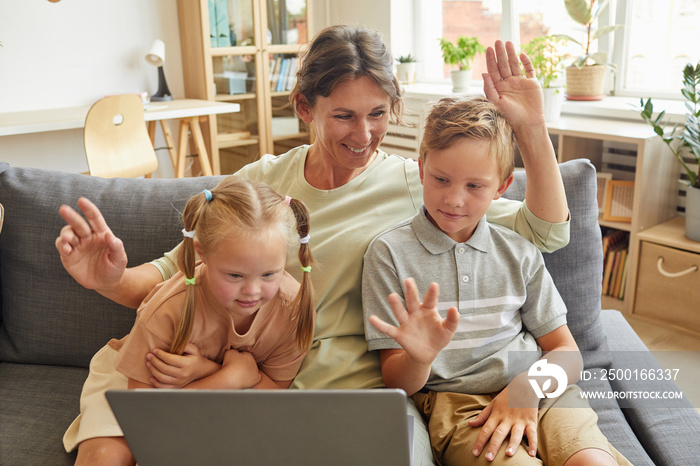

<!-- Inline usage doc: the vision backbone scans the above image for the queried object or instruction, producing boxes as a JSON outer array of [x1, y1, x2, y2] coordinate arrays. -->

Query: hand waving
[[482, 40, 545, 132], [55, 197, 128, 291], [369, 278, 460, 365]]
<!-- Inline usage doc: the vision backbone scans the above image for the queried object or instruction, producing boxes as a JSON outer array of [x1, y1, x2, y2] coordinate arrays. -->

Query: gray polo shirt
[[362, 208, 567, 394]]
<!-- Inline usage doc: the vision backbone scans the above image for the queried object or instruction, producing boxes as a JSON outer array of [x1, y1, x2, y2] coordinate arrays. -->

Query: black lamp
[[145, 39, 173, 101]]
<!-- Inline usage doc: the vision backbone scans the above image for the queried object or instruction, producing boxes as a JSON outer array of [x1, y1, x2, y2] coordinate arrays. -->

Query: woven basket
[[565, 65, 606, 99]]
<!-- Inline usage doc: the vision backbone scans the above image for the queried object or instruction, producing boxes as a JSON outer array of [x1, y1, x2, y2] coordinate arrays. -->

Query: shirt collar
[[411, 206, 490, 255]]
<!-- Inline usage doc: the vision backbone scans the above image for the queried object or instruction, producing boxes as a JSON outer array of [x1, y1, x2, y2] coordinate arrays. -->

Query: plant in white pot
[[557, 0, 623, 100], [522, 35, 567, 122], [439, 36, 485, 92], [640, 61, 700, 241], [395, 54, 418, 85]]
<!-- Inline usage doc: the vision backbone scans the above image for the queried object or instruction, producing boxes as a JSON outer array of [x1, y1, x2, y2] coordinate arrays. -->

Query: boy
[[362, 95, 630, 465]]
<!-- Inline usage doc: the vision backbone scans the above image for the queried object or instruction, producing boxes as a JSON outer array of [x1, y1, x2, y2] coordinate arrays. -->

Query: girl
[[64, 176, 315, 465]]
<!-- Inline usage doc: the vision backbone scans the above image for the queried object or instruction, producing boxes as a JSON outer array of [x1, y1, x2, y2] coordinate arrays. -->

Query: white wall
[[0, 0, 183, 175], [0, 0, 396, 175]]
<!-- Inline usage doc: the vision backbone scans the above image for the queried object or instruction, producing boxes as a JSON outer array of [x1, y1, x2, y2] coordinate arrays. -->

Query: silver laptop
[[106, 389, 412, 466]]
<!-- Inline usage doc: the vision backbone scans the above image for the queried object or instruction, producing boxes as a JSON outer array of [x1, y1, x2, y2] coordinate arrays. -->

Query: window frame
[[409, 0, 692, 101]]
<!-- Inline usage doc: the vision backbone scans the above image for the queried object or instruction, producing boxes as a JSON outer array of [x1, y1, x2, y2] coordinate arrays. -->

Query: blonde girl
[[64, 176, 314, 465]]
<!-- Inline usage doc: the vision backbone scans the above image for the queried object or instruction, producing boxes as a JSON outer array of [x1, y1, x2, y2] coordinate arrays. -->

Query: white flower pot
[[543, 87, 564, 122], [396, 62, 417, 84], [450, 69, 472, 93], [685, 184, 700, 242]]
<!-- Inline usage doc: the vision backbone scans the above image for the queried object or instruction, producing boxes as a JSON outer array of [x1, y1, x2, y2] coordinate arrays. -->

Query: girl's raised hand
[[482, 40, 545, 133], [368, 278, 459, 365]]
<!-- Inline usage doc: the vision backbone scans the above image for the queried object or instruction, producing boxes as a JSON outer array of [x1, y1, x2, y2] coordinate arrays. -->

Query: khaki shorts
[[412, 385, 631, 466], [63, 345, 128, 452]]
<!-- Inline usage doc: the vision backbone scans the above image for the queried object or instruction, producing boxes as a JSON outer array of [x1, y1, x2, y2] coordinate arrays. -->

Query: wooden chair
[[83, 94, 159, 178]]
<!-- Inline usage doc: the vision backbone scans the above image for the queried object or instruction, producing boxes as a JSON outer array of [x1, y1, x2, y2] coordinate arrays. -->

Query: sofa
[[1, 158, 699, 465]]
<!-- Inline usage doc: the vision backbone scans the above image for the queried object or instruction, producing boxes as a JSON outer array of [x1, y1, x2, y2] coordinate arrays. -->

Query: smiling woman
[[296, 76, 391, 189]]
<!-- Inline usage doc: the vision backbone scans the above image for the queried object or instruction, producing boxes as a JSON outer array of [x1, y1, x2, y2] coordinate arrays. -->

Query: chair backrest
[[83, 94, 159, 178]]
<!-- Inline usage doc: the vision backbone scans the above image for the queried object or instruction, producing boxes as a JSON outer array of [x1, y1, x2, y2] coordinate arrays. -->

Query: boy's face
[[419, 138, 513, 243]]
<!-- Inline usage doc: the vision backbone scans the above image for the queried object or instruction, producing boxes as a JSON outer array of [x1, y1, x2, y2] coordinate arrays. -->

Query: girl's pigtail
[[170, 192, 206, 355], [288, 198, 315, 352]]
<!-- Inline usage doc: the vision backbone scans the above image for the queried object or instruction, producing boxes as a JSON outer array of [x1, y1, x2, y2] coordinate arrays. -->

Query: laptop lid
[[106, 389, 411, 466]]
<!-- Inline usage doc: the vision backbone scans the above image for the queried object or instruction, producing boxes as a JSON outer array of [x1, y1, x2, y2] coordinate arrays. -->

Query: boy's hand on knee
[[468, 386, 538, 461]]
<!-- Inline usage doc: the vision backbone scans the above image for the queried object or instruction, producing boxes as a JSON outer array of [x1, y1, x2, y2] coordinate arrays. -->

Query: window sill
[[402, 82, 687, 124]]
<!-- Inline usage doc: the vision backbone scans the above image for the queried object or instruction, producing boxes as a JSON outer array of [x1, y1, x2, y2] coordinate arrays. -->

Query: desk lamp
[[145, 39, 173, 101]]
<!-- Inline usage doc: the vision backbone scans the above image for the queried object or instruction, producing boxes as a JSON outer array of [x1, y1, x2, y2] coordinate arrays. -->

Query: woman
[[57, 26, 568, 465]]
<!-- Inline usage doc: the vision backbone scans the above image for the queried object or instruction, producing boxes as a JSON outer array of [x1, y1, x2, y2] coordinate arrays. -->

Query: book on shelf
[[601, 229, 629, 298], [270, 57, 298, 93]]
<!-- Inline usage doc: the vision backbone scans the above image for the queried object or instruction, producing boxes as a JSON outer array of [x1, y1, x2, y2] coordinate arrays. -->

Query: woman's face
[[301, 76, 391, 173]]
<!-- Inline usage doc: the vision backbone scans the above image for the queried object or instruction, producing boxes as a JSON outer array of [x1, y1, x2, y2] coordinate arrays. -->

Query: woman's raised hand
[[55, 197, 128, 292], [482, 40, 545, 133]]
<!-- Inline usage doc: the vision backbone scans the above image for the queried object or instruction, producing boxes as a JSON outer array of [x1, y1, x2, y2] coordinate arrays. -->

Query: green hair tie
[[301, 266, 312, 273], [184, 277, 196, 286]]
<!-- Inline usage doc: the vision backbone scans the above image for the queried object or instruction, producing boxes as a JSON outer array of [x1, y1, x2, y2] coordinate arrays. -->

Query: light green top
[[151, 145, 570, 389]]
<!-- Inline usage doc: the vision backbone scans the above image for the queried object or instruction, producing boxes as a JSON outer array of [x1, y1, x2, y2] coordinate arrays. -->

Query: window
[[411, 0, 700, 99], [614, 0, 700, 98]]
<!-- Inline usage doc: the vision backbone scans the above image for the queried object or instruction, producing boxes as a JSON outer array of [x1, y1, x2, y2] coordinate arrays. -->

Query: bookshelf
[[177, 0, 312, 175]]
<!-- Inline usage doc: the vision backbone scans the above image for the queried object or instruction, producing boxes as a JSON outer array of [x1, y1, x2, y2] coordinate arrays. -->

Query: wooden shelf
[[178, 0, 312, 162], [215, 93, 257, 102]]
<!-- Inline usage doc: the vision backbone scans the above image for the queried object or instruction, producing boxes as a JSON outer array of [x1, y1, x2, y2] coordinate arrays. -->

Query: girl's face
[[299, 76, 391, 173], [197, 230, 287, 319]]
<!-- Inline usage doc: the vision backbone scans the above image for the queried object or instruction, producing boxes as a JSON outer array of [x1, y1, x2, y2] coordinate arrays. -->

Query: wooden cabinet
[[177, 0, 312, 175], [545, 116, 679, 314], [634, 218, 700, 333]]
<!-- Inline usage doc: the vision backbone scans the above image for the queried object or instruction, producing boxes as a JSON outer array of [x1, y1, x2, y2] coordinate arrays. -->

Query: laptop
[[106, 389, 412, 466]]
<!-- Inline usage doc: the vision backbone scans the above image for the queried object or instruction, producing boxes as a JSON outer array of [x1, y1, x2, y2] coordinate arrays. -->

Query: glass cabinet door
[[267, 0, 307, 45], [210, 0, 255, 47], [211, 53, 261, 173]]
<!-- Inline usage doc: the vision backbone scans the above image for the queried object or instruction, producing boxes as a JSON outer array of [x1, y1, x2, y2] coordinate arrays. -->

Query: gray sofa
[[1, 159, 698, 465]]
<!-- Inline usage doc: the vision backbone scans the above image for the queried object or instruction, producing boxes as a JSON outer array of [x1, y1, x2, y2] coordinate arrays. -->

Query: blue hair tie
[[203, 189, 213, 201]]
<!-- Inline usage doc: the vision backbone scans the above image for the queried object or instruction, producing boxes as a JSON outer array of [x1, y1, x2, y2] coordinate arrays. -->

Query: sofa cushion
[[0, 165, 224, 367], [602, 309, 700, 465], [0, 362, 86, 465], [504, 159, 610, 363]]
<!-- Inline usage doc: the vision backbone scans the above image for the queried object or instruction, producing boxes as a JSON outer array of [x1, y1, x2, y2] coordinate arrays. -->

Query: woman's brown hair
[[290, 25, 405, 124], [170, 176, 315, 354]]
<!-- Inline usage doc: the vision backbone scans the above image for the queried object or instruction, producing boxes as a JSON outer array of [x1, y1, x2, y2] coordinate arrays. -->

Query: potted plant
[[439, 36, 485, 92], [395, 54, 418, 85], [639, 61, 700, 241], [557, 0, 623, 100], [522, 35, 567, 121]]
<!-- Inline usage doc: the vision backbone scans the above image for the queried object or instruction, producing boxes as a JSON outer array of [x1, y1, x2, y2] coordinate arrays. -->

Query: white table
[[0, 99, 240, 176]]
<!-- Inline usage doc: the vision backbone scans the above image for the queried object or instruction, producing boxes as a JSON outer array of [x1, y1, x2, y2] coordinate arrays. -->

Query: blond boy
[[362, 96, 629, 465]]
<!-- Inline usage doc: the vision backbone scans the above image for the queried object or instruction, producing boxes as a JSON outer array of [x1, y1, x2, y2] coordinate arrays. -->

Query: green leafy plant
[[395, 54, 417, 64], [556, 0, 623, 68], [522, 35, 567, 88], [639, 61, 700, 188], [438, 36, 485, 71]]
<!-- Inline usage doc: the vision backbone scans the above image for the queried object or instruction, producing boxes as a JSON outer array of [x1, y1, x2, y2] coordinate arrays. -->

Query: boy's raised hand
[[482, 40, 545, 133], [55, 197, 128, 291], [369, 278, 459, 365]]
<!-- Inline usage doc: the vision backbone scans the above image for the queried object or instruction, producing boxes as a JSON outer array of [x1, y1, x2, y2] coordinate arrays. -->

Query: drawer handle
[[656, 257, 698, 278]]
